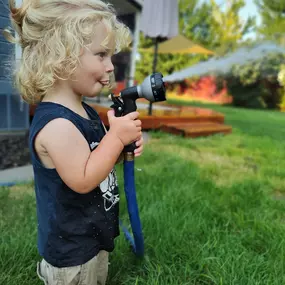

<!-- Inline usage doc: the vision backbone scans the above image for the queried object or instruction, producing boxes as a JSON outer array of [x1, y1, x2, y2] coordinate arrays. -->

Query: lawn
[[1, 102, 285, 284]]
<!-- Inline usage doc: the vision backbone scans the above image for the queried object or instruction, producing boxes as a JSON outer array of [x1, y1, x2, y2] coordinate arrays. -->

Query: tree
[[222, 52, 285, 109], [255, 0, 285, 111], [135, 0, 213, 83], [277, 66, 285, 111], [135, 0, 255, 83], [256, 0, 285, 44], [209, 0, 256, 55], [179, 0, 213, 47]]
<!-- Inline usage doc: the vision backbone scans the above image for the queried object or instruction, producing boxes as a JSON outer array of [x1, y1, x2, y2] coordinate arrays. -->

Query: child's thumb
[[107, 109, 115, 120]]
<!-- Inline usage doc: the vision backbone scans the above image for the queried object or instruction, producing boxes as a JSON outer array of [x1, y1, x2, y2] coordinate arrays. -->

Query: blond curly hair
[[3, 0, 131, 104]]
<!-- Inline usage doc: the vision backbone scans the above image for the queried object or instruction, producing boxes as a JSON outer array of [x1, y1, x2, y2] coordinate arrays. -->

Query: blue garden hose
[[0, 161, 145, 257], [119, 153, 144, 257]]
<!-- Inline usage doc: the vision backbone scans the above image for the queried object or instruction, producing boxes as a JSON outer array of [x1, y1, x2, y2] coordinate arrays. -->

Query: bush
[[277, 64, 285, 112], [222, 52, 285, 109]]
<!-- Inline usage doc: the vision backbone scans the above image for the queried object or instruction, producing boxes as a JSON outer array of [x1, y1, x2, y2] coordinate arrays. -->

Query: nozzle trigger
[[110, 93, 124, 117]]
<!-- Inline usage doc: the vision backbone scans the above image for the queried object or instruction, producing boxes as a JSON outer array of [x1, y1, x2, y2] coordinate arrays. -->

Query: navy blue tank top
[[29, 101, 120, 268]]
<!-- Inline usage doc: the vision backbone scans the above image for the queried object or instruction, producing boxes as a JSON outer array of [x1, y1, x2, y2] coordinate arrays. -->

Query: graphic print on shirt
[[99, 168, 120, 211], [90, 141, 99, 150]]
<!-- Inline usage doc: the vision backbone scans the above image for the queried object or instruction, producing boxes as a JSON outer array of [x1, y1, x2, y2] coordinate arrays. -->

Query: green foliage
[[280, 95, 285, 111], [179, 0, 213, 47], [277, 65, 285, 110], [256, 0, 285, 44], [135, 0, 256, 83], [135, 0, 211, 83], [251, 0, 285, 110], [209, 0, 256, 55], [135, 49, 205, 84], [222, 52, 285, 109]]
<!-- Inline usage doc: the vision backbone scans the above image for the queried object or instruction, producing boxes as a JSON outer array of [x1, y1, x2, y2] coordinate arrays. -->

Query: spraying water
[[163, 41, 285, 83]]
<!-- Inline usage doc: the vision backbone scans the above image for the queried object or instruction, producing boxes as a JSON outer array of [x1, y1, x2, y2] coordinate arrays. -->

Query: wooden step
[[160, 122, 232, 138], [93, 105, 225, 130]]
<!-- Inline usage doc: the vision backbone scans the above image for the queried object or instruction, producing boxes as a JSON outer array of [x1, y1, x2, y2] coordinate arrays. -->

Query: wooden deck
[[29, 100, 232, 138], [90, 101, 232, 138]]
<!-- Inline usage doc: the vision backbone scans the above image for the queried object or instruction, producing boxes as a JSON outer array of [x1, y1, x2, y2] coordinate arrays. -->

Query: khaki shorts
[[37, 250, 109, 285]]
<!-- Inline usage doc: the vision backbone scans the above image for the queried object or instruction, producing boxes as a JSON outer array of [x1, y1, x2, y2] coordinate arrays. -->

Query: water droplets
[[164, 42, 285, 82]]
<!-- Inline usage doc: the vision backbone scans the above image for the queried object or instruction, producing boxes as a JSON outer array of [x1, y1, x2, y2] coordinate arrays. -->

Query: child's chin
[[87, 87, 104, 98]]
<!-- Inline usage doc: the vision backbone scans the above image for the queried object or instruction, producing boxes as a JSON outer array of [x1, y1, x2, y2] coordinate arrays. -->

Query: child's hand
[[134, 135, 144, 157], [107, 109, 142, 146]]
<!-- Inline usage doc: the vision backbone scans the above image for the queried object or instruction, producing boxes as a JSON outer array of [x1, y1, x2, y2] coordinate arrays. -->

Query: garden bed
[[0, 132, 31, 170]]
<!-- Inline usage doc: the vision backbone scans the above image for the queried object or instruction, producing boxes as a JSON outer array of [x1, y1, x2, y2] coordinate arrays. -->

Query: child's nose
[[105, 58, 114, 73]]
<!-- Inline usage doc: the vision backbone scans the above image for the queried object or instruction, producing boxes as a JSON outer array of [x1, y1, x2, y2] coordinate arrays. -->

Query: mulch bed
[[0, 132, 31, 170]]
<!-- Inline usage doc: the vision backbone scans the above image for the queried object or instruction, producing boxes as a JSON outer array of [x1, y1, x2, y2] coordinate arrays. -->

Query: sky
[[239, 0, 261, 38], [240, 0, 261, 27]]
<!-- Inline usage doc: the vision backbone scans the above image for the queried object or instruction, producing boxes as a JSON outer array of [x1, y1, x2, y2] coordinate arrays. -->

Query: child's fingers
[[135, 136, 143, 146], [107, 109, 115, 121], [125, 111, 139, 120], [134, 120, 142, 127], [134, 146, 143, 156]]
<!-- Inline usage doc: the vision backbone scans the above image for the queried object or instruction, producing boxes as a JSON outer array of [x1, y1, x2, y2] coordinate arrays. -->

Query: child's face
[[70, 22, 115, 98]]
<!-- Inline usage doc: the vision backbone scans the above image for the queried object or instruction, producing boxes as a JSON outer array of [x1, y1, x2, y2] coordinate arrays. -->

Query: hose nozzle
[[111, 72, 166, 116]]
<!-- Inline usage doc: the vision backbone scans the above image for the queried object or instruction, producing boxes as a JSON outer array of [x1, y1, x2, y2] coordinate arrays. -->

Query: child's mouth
[[100, 81, 109, 86]]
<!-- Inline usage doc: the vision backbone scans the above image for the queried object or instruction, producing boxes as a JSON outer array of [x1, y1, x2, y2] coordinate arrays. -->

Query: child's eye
[[96, 52, 107, 58]]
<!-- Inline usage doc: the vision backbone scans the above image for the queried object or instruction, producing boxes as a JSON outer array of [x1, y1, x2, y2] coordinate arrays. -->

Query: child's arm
[[38, 110, 141, 194], [116, 153, 124, 164], [101, 121, 123, 164]]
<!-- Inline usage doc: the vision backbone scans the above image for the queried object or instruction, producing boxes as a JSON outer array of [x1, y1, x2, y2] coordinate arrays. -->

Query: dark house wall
[[0, 1, 29, 131], [112, 13, 135, 82]]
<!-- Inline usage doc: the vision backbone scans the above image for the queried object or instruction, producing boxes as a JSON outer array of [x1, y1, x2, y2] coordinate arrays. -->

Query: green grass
[[1, 102, 285, 284]]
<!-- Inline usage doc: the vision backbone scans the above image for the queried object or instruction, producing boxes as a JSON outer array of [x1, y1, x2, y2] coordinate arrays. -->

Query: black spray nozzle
[[111, 72, 166, 116], [110, 72, 166, 153], [120, 86, 140, 115], [136, 72, 166, 103]]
